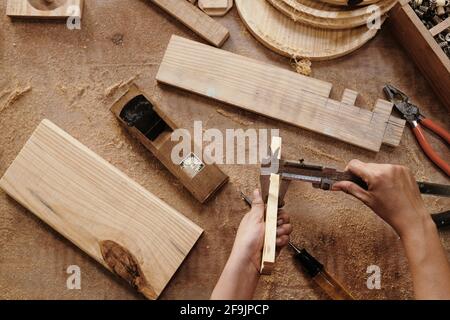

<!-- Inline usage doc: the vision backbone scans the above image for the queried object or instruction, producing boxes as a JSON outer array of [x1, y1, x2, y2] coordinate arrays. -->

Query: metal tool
[[289, 242, 355, 300], [257, 154, 450, 228], [384, 84, 450, 176], [260, 156, 450, 205]]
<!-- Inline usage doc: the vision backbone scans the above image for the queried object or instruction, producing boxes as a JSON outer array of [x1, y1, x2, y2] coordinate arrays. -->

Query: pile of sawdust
[[291, 58, 312, 76]]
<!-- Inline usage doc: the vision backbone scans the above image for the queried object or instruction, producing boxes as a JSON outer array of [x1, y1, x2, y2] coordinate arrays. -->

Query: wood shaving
[[0, 86, 32, 113], [104, 75, 139, 97], [291, 57, 312, 76]]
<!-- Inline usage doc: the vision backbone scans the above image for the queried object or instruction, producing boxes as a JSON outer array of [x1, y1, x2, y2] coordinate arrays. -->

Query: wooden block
[[198, 0, 233, 17], [260, 173, 280, 275], [111, 85, 228, 203], [341, 89, 359, 106], [0, 119, 203, 299], [156, 36, 406, 152], [148, 0, 229, 47], [7, 0, 83, 19]]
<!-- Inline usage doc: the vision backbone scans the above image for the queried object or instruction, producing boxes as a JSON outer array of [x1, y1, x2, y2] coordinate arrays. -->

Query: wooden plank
[[235, 0, 381, 61], [198, 0, 233, 16], [7, 0, 83, 19], [260, 173, 280, 275], [111, 85, 228, 203], [389, 2, 450, 110], [148, 0, 229, 47], [156, 36, 405, 152], [429, 18, 450, 37], [0, 119, 203, 299]]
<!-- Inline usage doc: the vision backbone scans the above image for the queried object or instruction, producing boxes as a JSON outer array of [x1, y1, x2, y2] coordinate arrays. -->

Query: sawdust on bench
[[0, 85, 32, 113]]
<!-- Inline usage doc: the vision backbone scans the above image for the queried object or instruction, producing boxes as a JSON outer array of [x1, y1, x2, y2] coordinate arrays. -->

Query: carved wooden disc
[[236, 0, 382, 61]]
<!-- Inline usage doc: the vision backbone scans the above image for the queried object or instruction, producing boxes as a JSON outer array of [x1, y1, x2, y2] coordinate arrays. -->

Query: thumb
[[250, 189, 265, 216], [333, 181, 372, 207]]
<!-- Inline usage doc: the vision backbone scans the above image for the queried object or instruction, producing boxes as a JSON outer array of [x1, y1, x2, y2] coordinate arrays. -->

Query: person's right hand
[[332, 160, 433, 238]]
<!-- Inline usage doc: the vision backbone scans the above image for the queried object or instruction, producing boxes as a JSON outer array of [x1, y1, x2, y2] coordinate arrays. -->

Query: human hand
[[229, 189, 292, 273], [332, 160, 432, 238]]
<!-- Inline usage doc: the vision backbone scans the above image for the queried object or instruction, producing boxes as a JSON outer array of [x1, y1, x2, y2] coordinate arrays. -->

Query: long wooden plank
[[156, 36, 405, 152], [7, 0, 83, 19], [149, 0, 229, 47], [260, 137, 281, 275], [0, 119, 203, 299]]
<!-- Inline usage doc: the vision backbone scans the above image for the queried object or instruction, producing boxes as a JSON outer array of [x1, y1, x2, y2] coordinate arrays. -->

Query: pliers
[[384, 84, 450, 177]]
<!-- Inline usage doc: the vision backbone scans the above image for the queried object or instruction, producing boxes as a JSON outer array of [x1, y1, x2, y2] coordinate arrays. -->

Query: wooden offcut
[[156, 36, 406, 152], [236, 0, 381, 60], [0, 119, 203, 299], [198, 0, 233, 16], [111, 85, 228, 203], [6, 0, 83, 19], [148, 0, 229, 47]]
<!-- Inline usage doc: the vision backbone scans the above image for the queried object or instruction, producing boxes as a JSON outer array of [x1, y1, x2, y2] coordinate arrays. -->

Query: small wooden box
[[111, 85, 228, 203], [7, 0, 84, 19], [389, 1, 450, 110]]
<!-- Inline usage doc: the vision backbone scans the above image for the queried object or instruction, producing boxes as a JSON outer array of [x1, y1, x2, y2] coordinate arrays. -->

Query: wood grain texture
[[156, 36, 405, 152], [267, 0, 395, 29], [236, 0, 381, 60], [148, 0, 229, 47], [389, 2, 450, 110], [0, 119, 203, 299], [319, 0, 379, 5], [260, 172, 280, 275], [111, 85, 228, 203], [6, 0, 83, 19]]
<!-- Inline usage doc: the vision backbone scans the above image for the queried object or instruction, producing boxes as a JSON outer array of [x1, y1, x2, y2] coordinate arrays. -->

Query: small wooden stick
[[260, 136, 282, 275]]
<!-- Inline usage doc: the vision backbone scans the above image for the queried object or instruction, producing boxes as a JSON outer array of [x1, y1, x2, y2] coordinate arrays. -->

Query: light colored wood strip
[[149, 0, 229, 47], [6, 0, 83, 19], [260, 136, 281, 275], [261, 173, 280, 275], [429, 18, 450, 37], [0, 119, 203, 299], [156, 36, 405, 152]]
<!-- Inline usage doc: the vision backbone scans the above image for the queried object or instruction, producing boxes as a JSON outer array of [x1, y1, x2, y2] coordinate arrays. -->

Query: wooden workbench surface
[[0, 0, 449, 300]]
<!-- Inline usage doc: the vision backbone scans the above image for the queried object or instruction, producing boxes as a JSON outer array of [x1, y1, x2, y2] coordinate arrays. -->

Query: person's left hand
[[229, 189, 292, 273]]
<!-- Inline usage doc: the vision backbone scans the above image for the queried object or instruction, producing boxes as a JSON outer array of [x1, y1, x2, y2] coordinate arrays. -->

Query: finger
[[251, 189, 264, 208], [277, 224, 292, 236], [346, 159, 371, 183], [333, 181, 372, 207], [277, 212, 290, 226], [276, 235, 289, 247]]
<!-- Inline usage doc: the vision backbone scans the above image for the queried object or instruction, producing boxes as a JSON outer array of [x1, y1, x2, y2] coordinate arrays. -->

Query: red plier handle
[[412, 118, 450, 176]]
